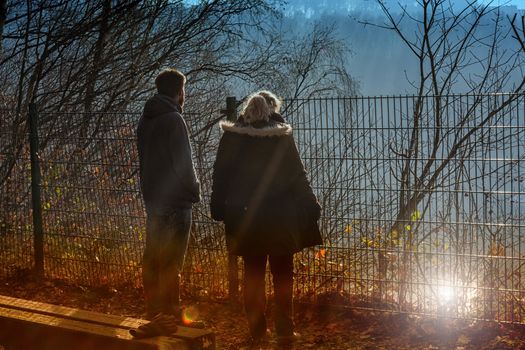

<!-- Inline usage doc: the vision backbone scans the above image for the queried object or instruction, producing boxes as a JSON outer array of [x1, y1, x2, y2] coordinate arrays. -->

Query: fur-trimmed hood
[[219, 120, 292, 137]]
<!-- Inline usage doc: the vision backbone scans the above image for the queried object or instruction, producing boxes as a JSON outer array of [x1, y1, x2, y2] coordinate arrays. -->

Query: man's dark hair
[[155, 69, 186, 97]]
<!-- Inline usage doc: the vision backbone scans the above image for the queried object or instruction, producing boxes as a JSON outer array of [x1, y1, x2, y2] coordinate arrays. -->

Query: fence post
[[28, 103, 44, 277], [224, 97, 239, 302], [224, 96, 238, 122]]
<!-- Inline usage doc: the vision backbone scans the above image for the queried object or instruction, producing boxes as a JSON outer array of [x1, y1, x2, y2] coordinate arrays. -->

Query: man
[[137, 68, 200, 321]]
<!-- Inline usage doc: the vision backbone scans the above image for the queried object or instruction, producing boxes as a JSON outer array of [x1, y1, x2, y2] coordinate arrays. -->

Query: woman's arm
[[210, 133, 235, 221], [285, 136, 321, 220]]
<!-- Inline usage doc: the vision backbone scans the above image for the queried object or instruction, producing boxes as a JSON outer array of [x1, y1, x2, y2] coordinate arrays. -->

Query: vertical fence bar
[[225, 97, 238, 121], [28, 103, 44, 277], [223, 96, 239, 302]]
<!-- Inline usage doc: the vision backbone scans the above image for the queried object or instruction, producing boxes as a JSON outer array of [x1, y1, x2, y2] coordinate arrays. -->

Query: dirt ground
[[1, 270, 524, 350]]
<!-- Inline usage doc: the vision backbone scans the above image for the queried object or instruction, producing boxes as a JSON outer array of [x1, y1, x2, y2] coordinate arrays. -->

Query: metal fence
[[0, 109, 33, 277], [287, 94, 525, 323], [1, 93, 524, 323]]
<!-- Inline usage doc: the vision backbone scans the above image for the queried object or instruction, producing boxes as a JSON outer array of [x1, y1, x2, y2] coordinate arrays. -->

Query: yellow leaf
[[405, 224, 411, 231], [345, 225, 352, 234], [391, 230, 399, 239], [410, 210, 421, 221]]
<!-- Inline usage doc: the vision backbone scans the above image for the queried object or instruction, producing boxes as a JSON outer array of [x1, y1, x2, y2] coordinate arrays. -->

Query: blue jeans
[[142, 209, 191, 318]]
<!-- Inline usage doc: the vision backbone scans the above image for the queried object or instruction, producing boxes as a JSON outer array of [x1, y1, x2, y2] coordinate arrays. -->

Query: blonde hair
[[257, 90, 282, 113], [241, 94, 271, 123]]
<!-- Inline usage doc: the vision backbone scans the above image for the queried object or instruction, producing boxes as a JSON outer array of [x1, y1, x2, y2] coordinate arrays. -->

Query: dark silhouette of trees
[[0, 0, 358, 188]]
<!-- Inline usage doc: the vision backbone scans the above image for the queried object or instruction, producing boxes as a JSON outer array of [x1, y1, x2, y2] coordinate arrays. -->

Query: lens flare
[[182, 306, 199, 325], [437, 285, 455, 303]]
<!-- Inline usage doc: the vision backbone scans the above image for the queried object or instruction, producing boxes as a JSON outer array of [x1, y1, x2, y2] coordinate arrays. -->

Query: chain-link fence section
[[287, 94, 525, 322], [1, 93, 524, 323], [0, 108, 33, 277]]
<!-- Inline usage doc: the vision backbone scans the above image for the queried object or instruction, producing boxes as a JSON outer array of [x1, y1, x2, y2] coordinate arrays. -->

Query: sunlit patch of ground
[[0, 270, 524, 349]]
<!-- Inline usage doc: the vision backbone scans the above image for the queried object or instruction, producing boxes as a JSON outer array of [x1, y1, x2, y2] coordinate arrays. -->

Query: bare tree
[[510, 13, 525, 52], [359, 0, 525, 305], [0, 1, 360, 283], [260, 22, 359, 100], [0, 0, 6, 53]]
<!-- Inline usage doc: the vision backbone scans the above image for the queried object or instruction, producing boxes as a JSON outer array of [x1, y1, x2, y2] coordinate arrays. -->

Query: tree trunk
[[0, 0, 6, 54], [83, 0, 111, 115]]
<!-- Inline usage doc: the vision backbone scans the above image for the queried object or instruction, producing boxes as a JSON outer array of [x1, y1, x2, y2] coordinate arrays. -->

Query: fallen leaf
[[456, 334, 470, 346]]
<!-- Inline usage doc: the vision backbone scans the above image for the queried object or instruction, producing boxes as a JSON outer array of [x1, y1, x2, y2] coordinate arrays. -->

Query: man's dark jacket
[[210, 119, 322, 256], [137, 94, 200, 215]]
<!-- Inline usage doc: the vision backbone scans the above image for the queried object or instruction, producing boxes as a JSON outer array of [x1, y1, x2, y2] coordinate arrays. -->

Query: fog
[[281, 0, 525, 95]]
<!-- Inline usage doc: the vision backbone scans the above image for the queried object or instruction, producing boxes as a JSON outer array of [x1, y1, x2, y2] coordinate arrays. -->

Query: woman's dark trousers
[[142, 209, 191, 319], [242, 254, 294, 339]]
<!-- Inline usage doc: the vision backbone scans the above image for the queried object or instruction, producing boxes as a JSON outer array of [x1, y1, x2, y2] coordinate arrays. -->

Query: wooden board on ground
[[0, 295, 215, 350]]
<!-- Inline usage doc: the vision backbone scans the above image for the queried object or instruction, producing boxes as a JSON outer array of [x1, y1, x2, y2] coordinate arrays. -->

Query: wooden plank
[[169, 326, 215, 350], [0, 295, 215, 349], [0, 294, 145, 329], [0, 306, 188, 350]]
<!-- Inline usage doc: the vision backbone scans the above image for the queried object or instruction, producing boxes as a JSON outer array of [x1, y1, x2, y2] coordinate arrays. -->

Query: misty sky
[[181, 0, 525, 95], [480, 0, 524, 7], [184, 0, 524, 10], [282, 0, 525, 95]]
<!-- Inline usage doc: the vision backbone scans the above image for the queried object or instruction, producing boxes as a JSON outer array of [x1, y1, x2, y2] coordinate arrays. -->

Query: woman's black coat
[[210, 119, 322, 256]]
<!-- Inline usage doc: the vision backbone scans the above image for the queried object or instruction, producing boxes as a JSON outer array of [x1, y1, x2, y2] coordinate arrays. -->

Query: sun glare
[[437, 285, 455, 304]]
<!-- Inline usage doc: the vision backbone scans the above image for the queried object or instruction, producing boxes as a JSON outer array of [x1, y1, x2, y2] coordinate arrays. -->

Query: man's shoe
[[241, 331, 270, 350], [129, 313, 178, 338]]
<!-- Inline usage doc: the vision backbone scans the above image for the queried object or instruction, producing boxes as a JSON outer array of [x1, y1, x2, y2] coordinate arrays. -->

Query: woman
[[236, 90, 285, 124], [210, 93, 322, 346], [258, 90, 285, 123]]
